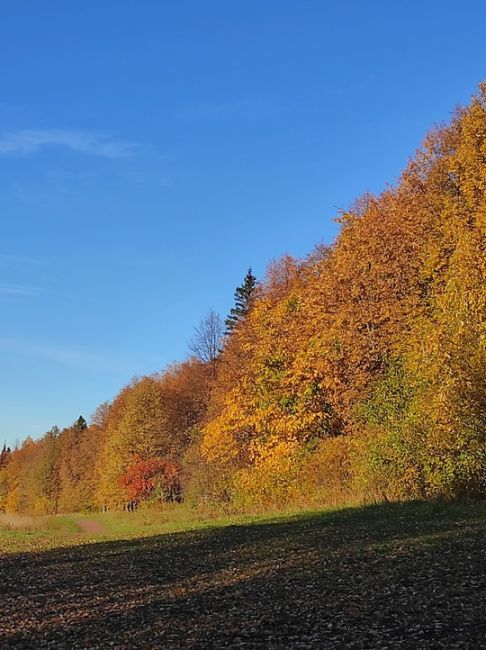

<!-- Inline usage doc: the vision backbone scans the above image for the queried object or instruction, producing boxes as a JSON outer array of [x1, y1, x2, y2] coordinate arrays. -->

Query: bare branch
[[189, 310, 224, 364]]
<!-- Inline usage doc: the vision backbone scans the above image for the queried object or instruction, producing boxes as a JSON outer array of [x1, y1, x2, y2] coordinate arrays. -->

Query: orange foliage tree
[[1, 83, 485, 514]]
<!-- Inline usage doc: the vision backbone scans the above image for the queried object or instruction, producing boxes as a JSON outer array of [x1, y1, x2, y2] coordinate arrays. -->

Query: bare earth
[[74, 518, 105, 535], [0, 502, 485, 648]]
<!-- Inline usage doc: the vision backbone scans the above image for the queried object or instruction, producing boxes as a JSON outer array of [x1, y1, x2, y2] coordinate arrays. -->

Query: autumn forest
[[1, 85, 485, 518]]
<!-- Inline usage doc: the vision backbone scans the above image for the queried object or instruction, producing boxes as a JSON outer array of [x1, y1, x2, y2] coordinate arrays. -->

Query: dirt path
[[74, 518, 105, 535], [2, 503, 486, 648]]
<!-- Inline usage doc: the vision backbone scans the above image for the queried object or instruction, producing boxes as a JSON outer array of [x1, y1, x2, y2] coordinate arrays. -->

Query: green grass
[[0, 504, 306, 554], [0, 513, 81, 552], [82, 505, 305, 536], [1, 499, 485, 647], [1, 499, 485, 555], [0, 512, 80, 534]]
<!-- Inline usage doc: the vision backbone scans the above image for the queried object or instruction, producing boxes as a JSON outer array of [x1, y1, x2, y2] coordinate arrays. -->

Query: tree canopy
[[1, 84, 485, 515]]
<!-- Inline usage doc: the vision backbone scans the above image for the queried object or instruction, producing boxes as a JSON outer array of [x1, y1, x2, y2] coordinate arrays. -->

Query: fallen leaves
[[0, 502, 485, 648]]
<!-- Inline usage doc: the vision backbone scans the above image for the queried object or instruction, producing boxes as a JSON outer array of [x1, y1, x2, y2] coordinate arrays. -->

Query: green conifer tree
[[73, 416, 87, 431], [225, 268, 257, 333]]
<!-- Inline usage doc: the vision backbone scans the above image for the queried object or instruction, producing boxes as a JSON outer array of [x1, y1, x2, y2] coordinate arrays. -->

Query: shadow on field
[[1, 501, 485, 648]]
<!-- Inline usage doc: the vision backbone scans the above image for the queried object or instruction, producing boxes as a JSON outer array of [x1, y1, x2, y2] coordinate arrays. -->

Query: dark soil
[[1, 501, 485, 648]]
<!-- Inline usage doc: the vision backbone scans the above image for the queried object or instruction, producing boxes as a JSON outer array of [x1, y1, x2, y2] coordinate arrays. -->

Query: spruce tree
[[73, 416, 87, 431], [225, 268, 257, 333], [0, 443, 10, 469]]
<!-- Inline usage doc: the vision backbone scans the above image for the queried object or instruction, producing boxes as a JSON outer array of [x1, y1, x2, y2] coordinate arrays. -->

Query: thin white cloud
[[0, 284, 42, 296], [0, 254, 44, 271], [0, 129, 136, 158], [0, 337, 134, 374]]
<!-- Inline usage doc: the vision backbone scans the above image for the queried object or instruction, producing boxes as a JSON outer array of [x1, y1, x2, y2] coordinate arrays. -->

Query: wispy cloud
[[0, 129, 136, 158], [0, 254, 44, 272], [0, 337, 134, 373], [0, 257, 45, 297], [0, 284, 42, 296], [179, 98, 279, 121]]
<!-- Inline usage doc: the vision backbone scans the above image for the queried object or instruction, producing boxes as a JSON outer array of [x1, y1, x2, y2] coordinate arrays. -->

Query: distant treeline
[[1, 84, 485, 515]]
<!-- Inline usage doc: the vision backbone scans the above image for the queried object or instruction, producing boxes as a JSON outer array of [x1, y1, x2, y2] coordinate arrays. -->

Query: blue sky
[[1, 1, 485, 447]]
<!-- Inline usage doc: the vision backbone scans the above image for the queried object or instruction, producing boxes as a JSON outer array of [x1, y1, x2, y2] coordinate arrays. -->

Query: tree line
[[1, 84, 485, 515]]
